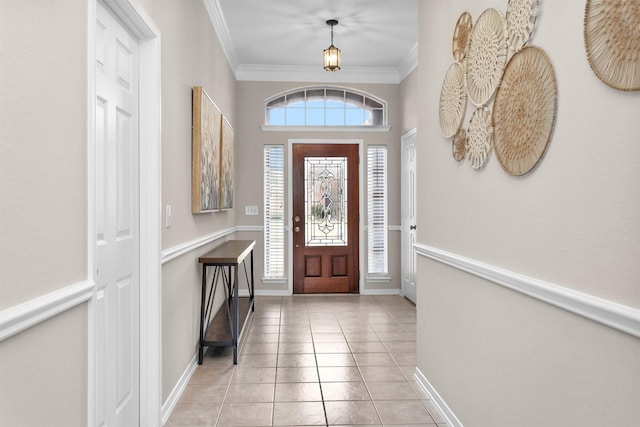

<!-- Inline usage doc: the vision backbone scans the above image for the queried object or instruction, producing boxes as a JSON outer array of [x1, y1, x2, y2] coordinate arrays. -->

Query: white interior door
[[95, 1, 140, 425], [401, 130, 417, 304]]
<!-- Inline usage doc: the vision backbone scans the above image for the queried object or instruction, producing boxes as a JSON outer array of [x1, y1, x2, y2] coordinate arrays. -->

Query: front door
[[292, 144, 359, 293]]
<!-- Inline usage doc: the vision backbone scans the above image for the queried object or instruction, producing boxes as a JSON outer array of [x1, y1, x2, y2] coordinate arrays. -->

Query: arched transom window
[[265, 87, 387, 127]]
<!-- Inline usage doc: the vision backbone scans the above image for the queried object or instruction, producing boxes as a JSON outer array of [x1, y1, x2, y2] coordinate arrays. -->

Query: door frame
[[287, 139, 364, 295], [87, 0, 162, 425]]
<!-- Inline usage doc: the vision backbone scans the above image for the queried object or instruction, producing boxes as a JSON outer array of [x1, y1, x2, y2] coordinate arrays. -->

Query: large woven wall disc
[[584, 0, 640, 91], [466, 106, 493, 170], [453, 12, 473, 62], [466, 8, 509, 106], [439, 62, 468, 138], [505, 0, 539, 52], [493, 46, 557, 176]]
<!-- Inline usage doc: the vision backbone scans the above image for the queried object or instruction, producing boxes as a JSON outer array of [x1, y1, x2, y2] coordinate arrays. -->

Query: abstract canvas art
[[220, 116, 234, 211], [192, 86, 221, 213]]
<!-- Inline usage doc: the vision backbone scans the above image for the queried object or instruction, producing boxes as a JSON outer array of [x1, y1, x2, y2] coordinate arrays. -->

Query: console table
[[198, 240, 255, 364]]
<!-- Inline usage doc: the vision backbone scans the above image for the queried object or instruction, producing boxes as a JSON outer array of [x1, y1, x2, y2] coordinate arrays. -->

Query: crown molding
[[203, 0, 238, 70], [398, 42, 418, 82], [236, 64, 401, 84]]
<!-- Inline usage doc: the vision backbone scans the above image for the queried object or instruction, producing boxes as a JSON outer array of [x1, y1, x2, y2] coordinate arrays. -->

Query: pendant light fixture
[[323, 19, 341, 71]]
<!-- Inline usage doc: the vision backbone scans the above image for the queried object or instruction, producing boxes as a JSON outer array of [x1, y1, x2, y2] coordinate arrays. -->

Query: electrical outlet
[[245, 205, 259, 216]]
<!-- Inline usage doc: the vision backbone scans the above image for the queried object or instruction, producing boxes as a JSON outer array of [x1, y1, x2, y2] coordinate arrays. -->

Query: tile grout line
[[310, 318, 330, 427], [354, 297, 387, 426], [270, 296, 283, 427], [193, 295, 429, 427]]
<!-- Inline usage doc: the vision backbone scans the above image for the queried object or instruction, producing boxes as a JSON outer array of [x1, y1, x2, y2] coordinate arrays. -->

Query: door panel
[[293, 144, 359, 293], [401, 132, 417, 303], [95, 2, 140, 425]]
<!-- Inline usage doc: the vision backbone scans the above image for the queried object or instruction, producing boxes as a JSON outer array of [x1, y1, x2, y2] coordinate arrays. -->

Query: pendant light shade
[[323, 19, 341, 71]]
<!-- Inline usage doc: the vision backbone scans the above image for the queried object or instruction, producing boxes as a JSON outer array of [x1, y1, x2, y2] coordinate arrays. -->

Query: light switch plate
[[245, 205, 259, 216], [165, 205, 172, 228]]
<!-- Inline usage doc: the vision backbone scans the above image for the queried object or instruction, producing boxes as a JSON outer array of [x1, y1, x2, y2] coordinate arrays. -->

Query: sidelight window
[[367, 145, 388, 275], [264, 145, 285, 279]]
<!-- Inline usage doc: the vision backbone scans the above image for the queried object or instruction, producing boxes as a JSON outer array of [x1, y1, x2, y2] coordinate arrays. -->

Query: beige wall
[[0, 0, 88, 310], [0, 0, 240, 419], [400, 67, 418, 134], [135, 0, 239, 402], [234, 81, 403, 294], [0, 0, 89, 425], [0, 305, 88, 426], [141, 0, 237, 250], [416, 0, 640, 425]]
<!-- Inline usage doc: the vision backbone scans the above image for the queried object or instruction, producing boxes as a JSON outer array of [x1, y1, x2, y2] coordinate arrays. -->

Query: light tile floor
[[167, 295, 449, 426]]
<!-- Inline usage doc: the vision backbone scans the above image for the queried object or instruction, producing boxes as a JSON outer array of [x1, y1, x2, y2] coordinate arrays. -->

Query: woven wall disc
[[439, 62, 468, 138], [584, 0, 640, 91], [452, 128, 467, 162], [466, 8, 508, 106], [466, 107, 493, 170], [493, 46, 557, 176], [453, 12, 473, 62], [505, 0, 539, 52]]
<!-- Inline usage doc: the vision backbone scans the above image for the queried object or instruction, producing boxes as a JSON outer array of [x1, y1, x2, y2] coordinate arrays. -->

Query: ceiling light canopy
[[323, 19, 341, 72]]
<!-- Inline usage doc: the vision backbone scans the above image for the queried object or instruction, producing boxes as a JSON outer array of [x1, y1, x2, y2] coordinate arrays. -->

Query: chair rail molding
[[0, 280, 94, 342], [415, 243, 640, 338], [161, 227, 237, 264]]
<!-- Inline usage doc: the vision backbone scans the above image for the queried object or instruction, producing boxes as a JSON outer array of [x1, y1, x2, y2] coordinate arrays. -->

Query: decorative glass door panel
[[293, 144, 359, 294], [305, 157, 348, 246]]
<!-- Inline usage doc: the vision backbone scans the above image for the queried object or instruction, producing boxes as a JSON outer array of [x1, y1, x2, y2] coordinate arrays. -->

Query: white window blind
[[367, 145, 388, 275], [264, 145, 285, 278]]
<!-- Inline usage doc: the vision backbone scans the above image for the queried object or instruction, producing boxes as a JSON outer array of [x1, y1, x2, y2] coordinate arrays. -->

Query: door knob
[[294, 216, 301, 222], [294, 226, 300, 233], [410, 225, 417, 230]]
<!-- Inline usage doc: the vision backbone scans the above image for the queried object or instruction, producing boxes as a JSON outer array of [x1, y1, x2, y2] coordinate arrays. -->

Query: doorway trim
[[87, 0, 162, 425], [287, 139, 364, 295]]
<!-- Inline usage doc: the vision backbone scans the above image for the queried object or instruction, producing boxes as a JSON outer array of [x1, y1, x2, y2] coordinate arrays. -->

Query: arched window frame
[[261, 86, 390, 132]]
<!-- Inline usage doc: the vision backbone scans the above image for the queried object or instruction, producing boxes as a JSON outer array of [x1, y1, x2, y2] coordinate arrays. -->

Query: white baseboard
[[161, 354, 198, 425], [238, 289, 402, 297], [414, 243, 640, 338], [239, 289, 291, 297], [414, 367, 463, 427], [254, 289, 292, 297], [360, 288, 400, 296]]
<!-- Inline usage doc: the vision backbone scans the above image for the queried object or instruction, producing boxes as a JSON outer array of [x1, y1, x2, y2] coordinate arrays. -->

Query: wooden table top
[[198, 240, 256, 265]]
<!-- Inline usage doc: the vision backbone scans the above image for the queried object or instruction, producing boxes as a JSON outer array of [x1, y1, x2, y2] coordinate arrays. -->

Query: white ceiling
[[205, 0, 418, 84]]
